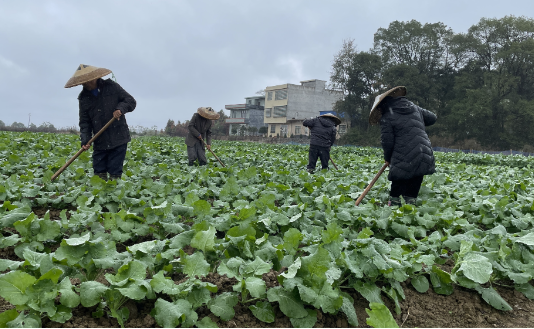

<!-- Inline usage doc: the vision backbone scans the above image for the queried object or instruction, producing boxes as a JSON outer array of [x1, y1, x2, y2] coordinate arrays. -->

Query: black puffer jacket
[[302, 117, 337, 147], [79, 79, 136, 150], [380, 96, 437, 181]]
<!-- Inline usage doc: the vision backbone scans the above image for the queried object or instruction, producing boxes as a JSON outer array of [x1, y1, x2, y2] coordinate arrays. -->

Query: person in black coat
[[369, 86, 437, 205], [302, 114, 340, 173], [65, 64, 136, 181]]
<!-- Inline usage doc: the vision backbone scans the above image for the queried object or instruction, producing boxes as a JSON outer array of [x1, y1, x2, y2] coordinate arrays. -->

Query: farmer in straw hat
[[185, 107, 220, 166], [65, 64, 136, 181], [369, 86, 437, 206], [303, 113, 341, 173]]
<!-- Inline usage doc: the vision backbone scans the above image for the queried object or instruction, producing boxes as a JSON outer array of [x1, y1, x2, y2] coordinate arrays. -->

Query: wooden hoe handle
[[200, 137, 225, 167], [51, 117, 117, 181], [354, 163, 388, 206]]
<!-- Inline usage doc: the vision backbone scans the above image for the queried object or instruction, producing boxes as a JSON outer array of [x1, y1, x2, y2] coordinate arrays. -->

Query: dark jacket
[[380, 96, 437, 181], [185, 113, 212, 147], [302, 117, 337, 148], [79, 79, 136, 150]]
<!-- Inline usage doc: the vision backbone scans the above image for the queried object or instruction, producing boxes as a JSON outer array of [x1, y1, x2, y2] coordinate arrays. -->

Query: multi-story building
[[263, 79, 343, 137], [224, 96, 267, 135]]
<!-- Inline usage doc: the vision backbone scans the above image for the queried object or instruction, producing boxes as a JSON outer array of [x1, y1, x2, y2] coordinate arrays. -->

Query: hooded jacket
[[78, 79, 136, 150], [302, 117, 337, 148], [380, 96, 437, 181]]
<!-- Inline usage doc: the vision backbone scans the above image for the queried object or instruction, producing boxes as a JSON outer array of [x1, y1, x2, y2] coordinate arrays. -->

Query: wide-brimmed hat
[[64, 64, 112, 88], [368, 86, 407, 125], [319, 113, 341, 125], [197, 107, 220, 120]]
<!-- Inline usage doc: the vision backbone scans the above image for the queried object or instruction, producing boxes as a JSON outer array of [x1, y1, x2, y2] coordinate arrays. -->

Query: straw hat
[[64, 64, 112, 88], [319, 113, 341, 125], [368, 86, 407, 125], [197, 107, 220, 120]]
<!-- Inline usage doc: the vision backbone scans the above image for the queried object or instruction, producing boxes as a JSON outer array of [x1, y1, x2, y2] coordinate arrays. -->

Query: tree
[[247, 126, 258, 136], [212, 109, 229, 136], [231, 126, 238, 135], [238, 125, 246, 136], [258, 126, 268, 134], [11, 122, 25, 128], [38, 122, 57, 132], [0, 120, 4, 128]]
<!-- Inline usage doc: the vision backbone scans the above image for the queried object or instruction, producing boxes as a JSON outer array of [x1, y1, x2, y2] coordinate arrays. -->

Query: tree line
[[330, 15, 534, 151]]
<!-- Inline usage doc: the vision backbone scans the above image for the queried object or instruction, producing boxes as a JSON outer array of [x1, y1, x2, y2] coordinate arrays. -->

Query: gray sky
[[1, 0, 533, 130]]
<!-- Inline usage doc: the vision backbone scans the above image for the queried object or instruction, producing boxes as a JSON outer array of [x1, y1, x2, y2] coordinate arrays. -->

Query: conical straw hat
[[64, 64, 112, 88], [319, 113, 341, 125], [197, 107, 220, 120], [368, 86, 407, 125]]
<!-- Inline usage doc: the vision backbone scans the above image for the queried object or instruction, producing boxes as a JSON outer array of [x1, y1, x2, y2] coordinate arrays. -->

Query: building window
[[265, 108, 271, 117], [273, 106, 287, 117], [304, 127, 309, 135], [267, 91, 273, 100], [295, 126, 301, 135], [339, 125, 347, 134], [275, 89, 287, 100], [270, 124, 276, 133], [247, 100, 251, 104]]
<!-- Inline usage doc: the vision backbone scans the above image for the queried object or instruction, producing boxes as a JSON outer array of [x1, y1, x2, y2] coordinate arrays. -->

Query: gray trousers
[[187, 142, 207, 165]]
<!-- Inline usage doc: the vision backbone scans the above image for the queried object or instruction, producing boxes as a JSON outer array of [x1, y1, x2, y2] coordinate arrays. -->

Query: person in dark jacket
[[65, 64, 136, 181], [302, 113, 340, 173], [185, 107, 219, 166], [369, 86, 437, 206]]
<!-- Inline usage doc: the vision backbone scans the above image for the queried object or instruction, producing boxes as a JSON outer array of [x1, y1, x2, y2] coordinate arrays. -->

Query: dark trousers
[[307, 145, 330, 170], [92, 143, 128, 176], [187, 142, 207, 166], [390, 175, 424, 198]]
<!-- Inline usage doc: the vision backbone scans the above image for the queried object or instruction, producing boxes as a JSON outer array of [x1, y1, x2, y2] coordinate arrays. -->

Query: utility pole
[[28, 113, 31, 127]]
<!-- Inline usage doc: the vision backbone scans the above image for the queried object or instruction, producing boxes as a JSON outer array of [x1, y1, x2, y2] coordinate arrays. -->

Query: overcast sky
[[1, 0, 533, 130]]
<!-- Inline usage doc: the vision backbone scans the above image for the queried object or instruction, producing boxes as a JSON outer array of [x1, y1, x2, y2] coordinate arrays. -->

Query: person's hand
[[197, 134, 202, 140], [207, 145, 211, 150], [82, 144, 91, 151], [113, 110, 122, 120], [385, 161, 390, 167]]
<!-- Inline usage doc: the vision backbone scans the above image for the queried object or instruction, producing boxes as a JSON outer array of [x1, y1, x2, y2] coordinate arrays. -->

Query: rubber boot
[[388, 196, 401, 206], [307, 168, 314, 174], [96, 173, 108, 181]]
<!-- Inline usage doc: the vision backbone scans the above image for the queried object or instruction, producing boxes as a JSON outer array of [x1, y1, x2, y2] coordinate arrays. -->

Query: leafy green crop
[[1, 131, 534, 328]]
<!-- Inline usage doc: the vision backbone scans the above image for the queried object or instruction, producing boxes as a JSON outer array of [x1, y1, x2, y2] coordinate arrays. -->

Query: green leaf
[[243, 256, 271, 276], [283, 228, 303, 255], [187, 286, 211, 309], [313, 282, 343, 314], [25, 279, 58, 316], [36, 219, 61, 242], [197, 316, 218, 328], [299, 246, 330, 288], [6, 311, 41, 328], [245, 277, 266, 298], [289, 309, 317, 328], [457, 254, 492, 284], [79, 281, 109, 307], [321, 222, 343, 244], [249, 301, 275, 323], [182, 251, 210, 278], [267, 286, 307, 319], [105, 260, 147, 287], [153, 298, 193, 328], [191, 226, 216, 252], [365, 302, 398, 328], [515, 283, 534, 300], [0, 259, 23, 272], [0, 271, 36, 305], [340, 295, 358, 326], [169, 230, 196, 249], [475, 286, 513, 311], [58, 277, 80, 308], [64, 232, 91, 246], [0, 207, 31, 229], [281, 257, 301, 279], [193, 200, 211, 218], [516, 232, 534, 246], [411, 276, 429, 293], [49, 305, 73, 323], [116, 280, 149, 300], [353, 281, 383, 304], [208, 292, 239, 321], [150, 271, 180, 295], [430, 265, 454, 295], [0, 309, 19, 328]]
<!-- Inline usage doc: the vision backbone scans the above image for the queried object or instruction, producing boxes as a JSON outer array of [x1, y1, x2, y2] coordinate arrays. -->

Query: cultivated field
[[1, 131, 533, 328]]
